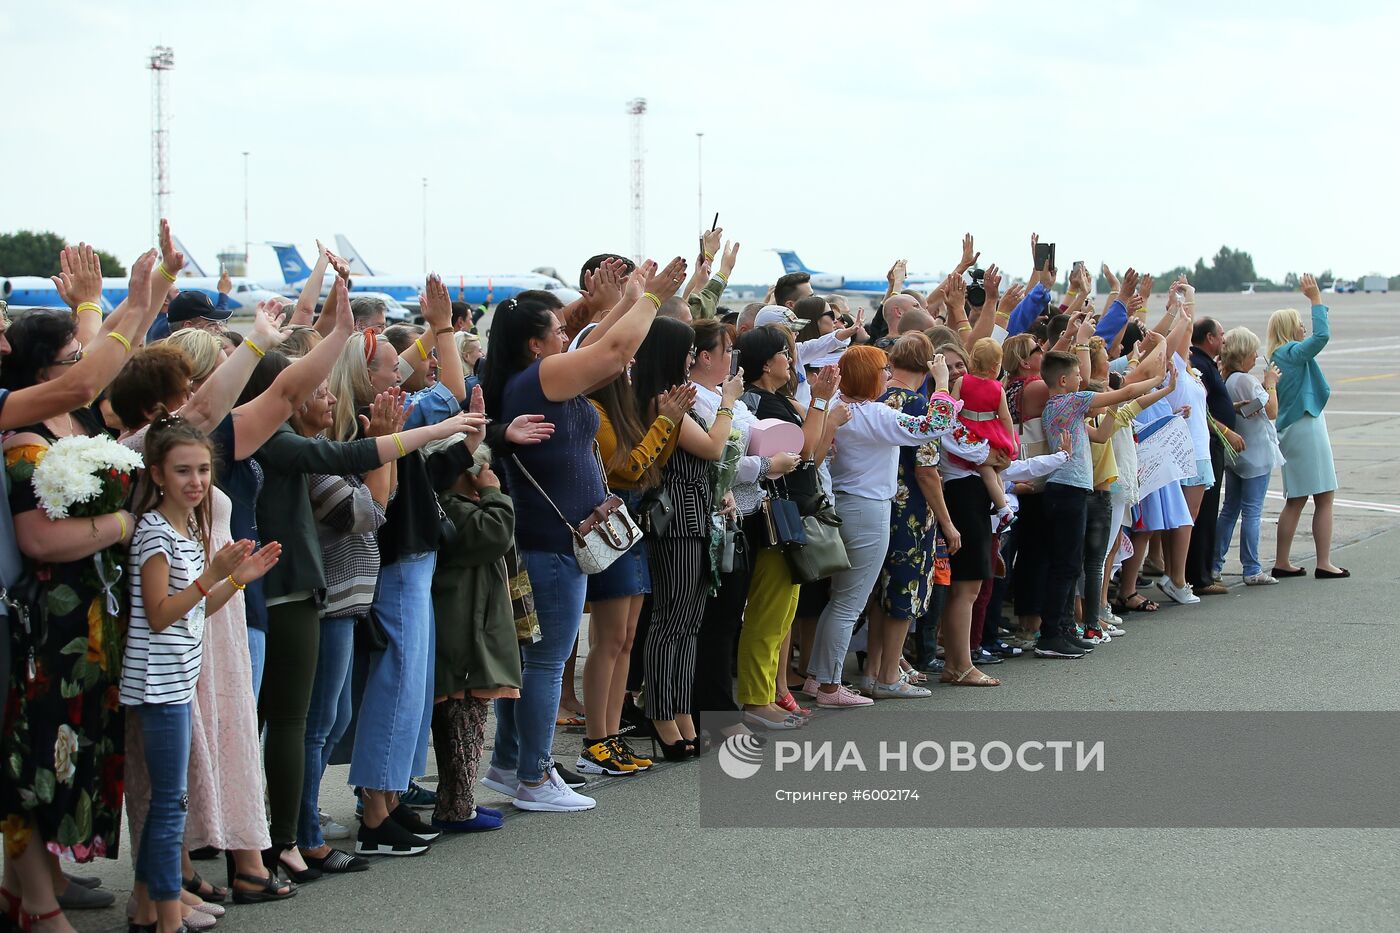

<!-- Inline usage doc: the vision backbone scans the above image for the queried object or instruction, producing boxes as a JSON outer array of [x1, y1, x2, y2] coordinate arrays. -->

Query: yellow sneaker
[[611, 736, 652, 771], [575, 740, 638, 776]]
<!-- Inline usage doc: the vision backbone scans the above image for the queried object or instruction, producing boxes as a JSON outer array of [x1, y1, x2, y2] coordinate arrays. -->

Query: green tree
[[0, 230, 125, 277]]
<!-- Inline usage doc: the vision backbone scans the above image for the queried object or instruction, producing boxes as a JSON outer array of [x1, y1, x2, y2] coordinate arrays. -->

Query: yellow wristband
[[245, 338, 265, 359], [957, 323, 972, 332], [392, 433, 407, 457], [75, 302, 102, 318], [643, 292, 662, 310], [114, 512, 127, 541], [226, 575, 246, 591], [414, 337, 429, 360], [703, 250, 714, 261], [656, 414, 676, 431], [107, 332, 132, 353], [158, 264, 177, 282]]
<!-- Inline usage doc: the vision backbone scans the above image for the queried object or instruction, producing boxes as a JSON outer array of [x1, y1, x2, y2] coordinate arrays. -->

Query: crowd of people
[[0, 221, 1343, 932]]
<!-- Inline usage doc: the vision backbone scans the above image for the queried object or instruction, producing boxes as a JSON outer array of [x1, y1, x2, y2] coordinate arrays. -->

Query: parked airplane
[[773, 250, 946, 296], [4, 273, 283, 312], [267, 241, 582, 306]]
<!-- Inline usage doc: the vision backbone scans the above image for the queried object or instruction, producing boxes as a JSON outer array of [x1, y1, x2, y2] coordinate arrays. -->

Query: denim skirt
[[585, 489, 652, 601]]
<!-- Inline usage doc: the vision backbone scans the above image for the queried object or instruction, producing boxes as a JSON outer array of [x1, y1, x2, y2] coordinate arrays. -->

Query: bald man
[[880, 293, 921, 334]]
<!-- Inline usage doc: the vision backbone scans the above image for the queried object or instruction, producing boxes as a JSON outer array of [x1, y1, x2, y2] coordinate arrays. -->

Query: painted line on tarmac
[[1324, 343, 1400, 356], [1336, 372, 1398, 383], [1324, 410, 1400, 416], [1265, 491, 1400, 514]]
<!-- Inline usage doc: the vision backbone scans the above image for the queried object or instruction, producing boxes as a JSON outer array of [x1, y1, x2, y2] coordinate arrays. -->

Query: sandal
[[182, 872, 227, 903], [947, 667, 1001, 687], [554, 714, 586, 727], [1113, 593, 1158, 614]]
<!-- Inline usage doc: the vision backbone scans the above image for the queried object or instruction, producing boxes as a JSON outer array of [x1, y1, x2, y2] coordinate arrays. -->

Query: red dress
[[957, 373, 1019, 458]]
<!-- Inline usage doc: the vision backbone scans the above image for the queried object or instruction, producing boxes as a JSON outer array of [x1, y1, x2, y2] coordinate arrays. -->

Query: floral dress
[[876, 387, 941, 621], [1, 415, 125, 862]]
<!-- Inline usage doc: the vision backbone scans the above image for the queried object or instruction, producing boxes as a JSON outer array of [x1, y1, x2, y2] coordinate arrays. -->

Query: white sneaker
[[1102, 622, 1127, 637], [319, 809, 350, 841], [1244, 573, 1279, 586], [480, 765, 517, 798], [512, 771, 597, 813], [1157, 578, 1201, 605], [873, 680, 932, 699]]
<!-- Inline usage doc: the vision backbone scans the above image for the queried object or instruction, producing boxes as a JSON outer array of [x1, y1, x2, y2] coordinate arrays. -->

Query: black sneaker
[[388, 804, 442, 842], [552, 761, 587, 789], [1033, 636, 1086, 659], [400, 780, 437, 810], [1067, 635, 1096, 653], [355, 816, 430, 857]]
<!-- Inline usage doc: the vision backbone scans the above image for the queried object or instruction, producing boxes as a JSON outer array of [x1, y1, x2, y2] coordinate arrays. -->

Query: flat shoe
[[1315, 567, 1350, 579], [1270, 566, 1307, 578]]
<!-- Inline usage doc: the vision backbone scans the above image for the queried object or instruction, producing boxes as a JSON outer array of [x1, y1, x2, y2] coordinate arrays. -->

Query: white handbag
[[510, 449, 642, 575]]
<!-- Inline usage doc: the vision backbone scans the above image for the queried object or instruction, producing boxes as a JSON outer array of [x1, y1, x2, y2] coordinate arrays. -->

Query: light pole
[[242, 151, 250, 268], [696, 132, 704, 235], [421, 177, 428, 272]]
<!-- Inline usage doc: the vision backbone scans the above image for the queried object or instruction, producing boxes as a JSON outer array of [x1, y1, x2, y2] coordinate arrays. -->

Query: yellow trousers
[[736, 545, 801, 706]]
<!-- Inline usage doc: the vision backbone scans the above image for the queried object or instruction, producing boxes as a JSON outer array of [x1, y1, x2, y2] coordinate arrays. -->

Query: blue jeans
[[492, 549, 587, 784], [298, 616, 356, 848], [1214, 471, 1271, 577], [248, 626, 266, 699], [132, 701, 191, 902], [349, 551, 436, 792]]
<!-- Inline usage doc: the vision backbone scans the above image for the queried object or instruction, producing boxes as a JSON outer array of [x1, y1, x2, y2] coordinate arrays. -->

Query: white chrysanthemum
[[32, 435, 145, 519]]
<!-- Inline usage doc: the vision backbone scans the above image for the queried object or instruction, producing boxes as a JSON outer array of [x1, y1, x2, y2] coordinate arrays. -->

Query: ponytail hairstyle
[[478, 297, 559, 420], [135, 407, 217, 556]]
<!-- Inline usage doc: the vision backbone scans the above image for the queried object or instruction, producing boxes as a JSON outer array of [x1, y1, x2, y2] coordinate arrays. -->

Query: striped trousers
[[643, 536, 710, 720]]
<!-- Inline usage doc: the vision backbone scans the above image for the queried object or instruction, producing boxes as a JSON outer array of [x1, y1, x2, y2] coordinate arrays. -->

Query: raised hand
[[645, 256, 689, 303], [231, 541, 283, 586], [944, 272, 967, 311], [469, 384, 485, 415], [928, 352, 949, 390], [998, 282, 1027, 316], [719, 241, 740, 279], [1178, 273, 1195, 304], [887, 259, 908, 290], [701, 226, 723, 262], [1118, 268, 1139, 303], [835, 308, 865, 341], [811, 364, 840, 401], [505, 413, 555, 445], [1126, 292, 1146, 316], [1300, 273, 1321, 305], [583, 258, 624, 312], [1101, 263, 1120, 293], [624, 260, 654, 306], [359, 387, 408, 437], [158, 218, 185, 278], [1074, 314, 1095, 344], [958, 233, 980, 273], [128, 248, 158, 307], [980, 264, 1001, 309], [720, 371, 744, 406], [658, 384, 696, 423], [1137, 273, 1154, 299], [217, 268, 232, 295], [419, 273, 452, 328], [209, 539, 254, 580], [1264, 362, 1282, 388], [437, 410, 487, 439], [249, 301, 288, 349], [52, 243, 104, 310], [326, 277, 353, 334]]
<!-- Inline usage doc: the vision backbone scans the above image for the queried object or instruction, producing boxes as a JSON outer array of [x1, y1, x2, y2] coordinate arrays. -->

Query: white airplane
[[774, 250, 947, 296], [267, 240, 582, 307]]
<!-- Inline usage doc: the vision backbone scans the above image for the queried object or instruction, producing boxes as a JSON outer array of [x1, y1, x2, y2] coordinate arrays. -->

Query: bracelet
[[414, 337, 429, 360], [226, 575, 246, 591], [642, 292, 662, 310], [994, 311, 1009, 320], [75, 302, 102, 318], [1073, 343, 1090, 352], [107, 332, 132, 353], [957, 323, 972, 333], [716, 407, 734, 419], [434, 327, 453, 337], [89, 517, 99, 540], [195, 577, 210, 598], [158, 264, 177, 282], [392, 433, 407, 457], [114, 512, 127, 541], [244, 338, 265, 359], [703, 250, 714, 261], [1127, 357, 1140, 366]]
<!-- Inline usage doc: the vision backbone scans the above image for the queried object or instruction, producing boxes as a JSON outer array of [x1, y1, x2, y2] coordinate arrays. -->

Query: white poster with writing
[[1136, 415, 1195, 497]]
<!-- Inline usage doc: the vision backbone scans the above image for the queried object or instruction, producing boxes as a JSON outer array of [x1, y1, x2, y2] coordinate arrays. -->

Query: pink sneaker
[[814, 685, 874, 708], [800, 676, 822, 698]]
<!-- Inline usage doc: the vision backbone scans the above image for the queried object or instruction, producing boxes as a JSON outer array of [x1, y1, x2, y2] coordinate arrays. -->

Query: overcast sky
[[4, 1, 1396, 287]]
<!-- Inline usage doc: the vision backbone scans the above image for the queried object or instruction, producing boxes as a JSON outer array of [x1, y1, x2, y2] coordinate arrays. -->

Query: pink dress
[[124, 488, 270, 853], [956, 373, 1019, 457]]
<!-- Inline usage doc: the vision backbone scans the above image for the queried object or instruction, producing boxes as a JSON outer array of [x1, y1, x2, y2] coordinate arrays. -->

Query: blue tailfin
[[267, 242, 312, 284], [773, 250, 815, 274]]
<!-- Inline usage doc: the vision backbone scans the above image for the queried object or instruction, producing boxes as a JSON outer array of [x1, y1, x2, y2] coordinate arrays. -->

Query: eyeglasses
[[53, 346, 85, 366]]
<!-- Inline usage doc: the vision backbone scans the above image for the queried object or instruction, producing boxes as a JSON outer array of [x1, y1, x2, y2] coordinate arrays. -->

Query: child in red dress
[[954, 338, 1019, 530]]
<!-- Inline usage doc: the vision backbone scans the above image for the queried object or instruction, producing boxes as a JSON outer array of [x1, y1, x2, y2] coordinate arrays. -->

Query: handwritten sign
[[1136, 415, 1195, 497]]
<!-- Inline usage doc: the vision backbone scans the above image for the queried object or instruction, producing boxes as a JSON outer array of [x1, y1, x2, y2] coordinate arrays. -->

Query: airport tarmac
[[66, 288, 1400, 932]]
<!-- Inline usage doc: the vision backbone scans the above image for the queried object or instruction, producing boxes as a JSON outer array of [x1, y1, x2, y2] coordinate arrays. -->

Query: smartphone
[[729, 346, 742, 378], [1072, 260, 1086, 277], [1034, 242, 1056, 272], [711, 212, 720, 231]]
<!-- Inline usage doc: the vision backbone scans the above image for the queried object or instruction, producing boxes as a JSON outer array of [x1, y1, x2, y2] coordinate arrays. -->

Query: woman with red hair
[[800, 345, 969, 706]]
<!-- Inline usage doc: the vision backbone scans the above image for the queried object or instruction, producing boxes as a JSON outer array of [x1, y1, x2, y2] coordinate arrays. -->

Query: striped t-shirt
[[120, 511, 206, 706]]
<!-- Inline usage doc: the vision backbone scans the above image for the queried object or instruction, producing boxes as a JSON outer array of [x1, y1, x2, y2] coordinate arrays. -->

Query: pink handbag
[[747, 418, 804, 457]]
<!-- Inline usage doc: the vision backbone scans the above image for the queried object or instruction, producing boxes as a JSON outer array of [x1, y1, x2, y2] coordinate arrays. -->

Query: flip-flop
[[555, 715, 586, 727], [948, 667, 1001, 687]]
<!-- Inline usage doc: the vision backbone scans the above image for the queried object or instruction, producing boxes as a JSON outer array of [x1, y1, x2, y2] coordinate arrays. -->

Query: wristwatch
[[810, 397, 830, 412]]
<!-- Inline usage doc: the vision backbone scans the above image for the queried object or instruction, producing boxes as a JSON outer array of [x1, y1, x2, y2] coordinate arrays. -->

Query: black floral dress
[[1, 415, 125, 862], [876, 387, 941, 621]]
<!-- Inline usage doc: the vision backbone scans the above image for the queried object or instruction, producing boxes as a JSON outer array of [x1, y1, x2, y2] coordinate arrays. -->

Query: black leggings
[[258, 598, 319, 845], [691, 533, 754, 732]]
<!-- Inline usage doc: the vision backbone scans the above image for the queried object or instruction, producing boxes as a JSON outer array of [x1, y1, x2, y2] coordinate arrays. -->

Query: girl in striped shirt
[[124, 414, 281, 933]]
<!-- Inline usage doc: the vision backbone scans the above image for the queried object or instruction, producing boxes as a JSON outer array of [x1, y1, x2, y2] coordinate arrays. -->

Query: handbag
[[784, 501, 851, 584], [758, 478, 806, 549], [510, 449, 642, 575], [638, 485, 674, 536]]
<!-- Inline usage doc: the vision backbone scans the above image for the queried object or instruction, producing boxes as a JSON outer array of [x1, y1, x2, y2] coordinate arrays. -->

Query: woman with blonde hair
[[1214, 326, 1284, 584], [165, 328, 224, 386], [1266, 274, 1345, 578]]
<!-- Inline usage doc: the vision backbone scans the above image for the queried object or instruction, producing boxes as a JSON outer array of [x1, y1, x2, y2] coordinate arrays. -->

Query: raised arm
[[965, 265, 1003, 352], [180, 302, 288, 434], [286, 243, 331, 329], [882, 258, 908, 305], [541, 257, 686, 402], [419, 274, 466, 402], [51, 243, 107, 346], [1279, 273, 1331, 362], [675, 374, 741, 460]]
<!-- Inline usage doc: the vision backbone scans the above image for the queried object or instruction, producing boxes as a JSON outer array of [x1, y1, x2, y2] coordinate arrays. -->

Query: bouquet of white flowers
[[29, 435, 144, 520]]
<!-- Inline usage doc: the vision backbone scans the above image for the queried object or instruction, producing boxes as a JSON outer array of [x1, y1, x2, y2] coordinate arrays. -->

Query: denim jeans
[[1214, 471, 1271, 577], [349, 551, 436, 792], [132, 701, 191, 902], [1041, 482, 1089, 639], [1080, 491, 1114, 629], [248, 626, 266, 699], [298, 616, 356, 849], [492, 549, 587, 784]]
